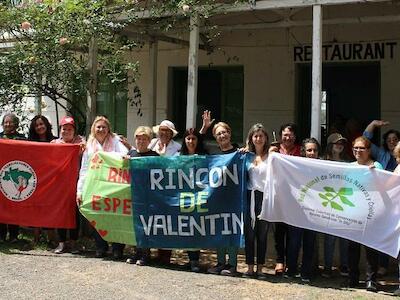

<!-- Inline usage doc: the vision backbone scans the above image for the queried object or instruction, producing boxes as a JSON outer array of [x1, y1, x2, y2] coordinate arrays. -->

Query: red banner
[[0, 139, 80, 228]]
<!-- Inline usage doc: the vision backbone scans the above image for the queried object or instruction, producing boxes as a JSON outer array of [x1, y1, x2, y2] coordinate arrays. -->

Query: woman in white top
[[76, 116, 128, 258], [390, 142, 400, 296], [149, 120, 181, 156], [243, 123, 270, 279]]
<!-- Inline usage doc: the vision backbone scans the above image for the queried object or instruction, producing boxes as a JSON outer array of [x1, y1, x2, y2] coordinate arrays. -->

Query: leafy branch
[[318, 187, 354, 211]]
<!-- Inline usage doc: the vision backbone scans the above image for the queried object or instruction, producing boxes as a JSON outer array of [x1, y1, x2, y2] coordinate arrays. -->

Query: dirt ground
[[0, 238, 398, 300]]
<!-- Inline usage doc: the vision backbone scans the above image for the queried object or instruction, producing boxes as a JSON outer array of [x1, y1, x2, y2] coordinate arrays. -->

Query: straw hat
[[153, 120, 178, 137]]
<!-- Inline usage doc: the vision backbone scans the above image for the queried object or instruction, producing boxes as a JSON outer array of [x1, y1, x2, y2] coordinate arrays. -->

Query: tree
[[0, 0, 245, 133]]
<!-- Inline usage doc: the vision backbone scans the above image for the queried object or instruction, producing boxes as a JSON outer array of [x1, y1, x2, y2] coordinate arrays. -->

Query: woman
[[28, 115, 56, 142], [0, 113, 25, 242], [76, 116, 128, 258], [125, 126, 159, 266], [0, 113, 25, 140], [322, 133, 350, 278], [392, 142, 400, 296], [285, 138, 320, 283], [269, 123, 301, 275], [51, 116, 85, 254], [28, 115, 57, 245], [180, 128, 208, 272], [363, 120, 399, 276], [207, 122, 239, 276], [149, 120, 181, 156], [243, 124, 269, 279], [148, 120, 181, 264], [346, 136, 382, 292], [363, 120, 399, 171]]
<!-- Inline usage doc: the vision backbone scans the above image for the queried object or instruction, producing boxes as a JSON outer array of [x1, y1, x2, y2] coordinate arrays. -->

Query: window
[[170, 66, 244, 142], [96, 75, 128, 136]]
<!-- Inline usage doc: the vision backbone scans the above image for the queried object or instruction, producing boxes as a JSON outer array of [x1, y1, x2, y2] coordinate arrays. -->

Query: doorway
[[169, 66, 244, 142], [296, 62, 381, 147]]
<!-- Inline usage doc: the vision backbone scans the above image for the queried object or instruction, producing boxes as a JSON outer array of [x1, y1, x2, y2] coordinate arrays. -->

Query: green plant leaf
[[323, 187, 335, 193], [322, 201, 329, 207], [325, 192, 333, 198], [339, 187, 353, 195], [339, 195, 355, 207], [319, 193, 329, 200], [330, 201, 344, 211]]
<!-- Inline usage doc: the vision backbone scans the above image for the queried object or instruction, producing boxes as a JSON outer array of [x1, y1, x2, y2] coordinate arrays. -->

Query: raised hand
[[372, 120, 389, 127], [365, 120, 390, 134], [200, 110, 215, 134], [119, 135, 132, 150], [157, 140, 167, 155]]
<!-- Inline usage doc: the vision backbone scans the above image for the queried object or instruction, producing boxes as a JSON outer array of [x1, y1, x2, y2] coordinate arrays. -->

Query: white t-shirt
[[248, 159, 268, 192], [148, 138, 181, 156]]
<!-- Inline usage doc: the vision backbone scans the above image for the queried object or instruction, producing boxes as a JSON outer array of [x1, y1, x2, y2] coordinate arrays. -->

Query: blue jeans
[[217, 247, 238, 267], [324, 234, 349, 270], [287, 226, 316, 279]]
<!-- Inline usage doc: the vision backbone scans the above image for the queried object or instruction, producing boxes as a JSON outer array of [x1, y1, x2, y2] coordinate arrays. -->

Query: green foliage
[[0, 0, 137, 125], [318, 186, 355, 211], [0, 0, 246, 132]]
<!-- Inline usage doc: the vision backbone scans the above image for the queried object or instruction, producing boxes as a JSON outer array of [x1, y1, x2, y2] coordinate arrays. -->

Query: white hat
[[153, 120, 178, 137]]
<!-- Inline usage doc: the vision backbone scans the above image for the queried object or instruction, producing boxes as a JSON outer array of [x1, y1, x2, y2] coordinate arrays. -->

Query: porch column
[[310, 5, 322, 141], [86, 37, 98, 136], [186, 13, 200, 129], [149, 40, 158, 125]]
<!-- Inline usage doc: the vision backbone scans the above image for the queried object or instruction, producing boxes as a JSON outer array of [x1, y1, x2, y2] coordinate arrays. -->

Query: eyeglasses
[[352, 146, 368, 152]]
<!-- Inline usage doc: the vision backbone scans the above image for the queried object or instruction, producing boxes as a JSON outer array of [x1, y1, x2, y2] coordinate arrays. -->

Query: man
[[269, 123, 301, 275]]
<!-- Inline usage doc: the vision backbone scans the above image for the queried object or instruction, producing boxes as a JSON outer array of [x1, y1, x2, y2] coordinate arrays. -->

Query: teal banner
[[130, 152, 247, 248]]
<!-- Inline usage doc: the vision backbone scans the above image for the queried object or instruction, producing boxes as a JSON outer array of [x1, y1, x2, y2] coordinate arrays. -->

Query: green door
[[96, 75, 128, 136], [171, 66, 244, 143]]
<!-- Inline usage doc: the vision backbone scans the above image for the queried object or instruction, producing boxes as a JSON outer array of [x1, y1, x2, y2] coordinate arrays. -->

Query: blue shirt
[[363, 131, 397, 171]]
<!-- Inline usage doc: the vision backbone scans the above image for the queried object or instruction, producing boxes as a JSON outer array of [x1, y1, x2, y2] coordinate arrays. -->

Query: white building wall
[[125, 7, 400, 144]]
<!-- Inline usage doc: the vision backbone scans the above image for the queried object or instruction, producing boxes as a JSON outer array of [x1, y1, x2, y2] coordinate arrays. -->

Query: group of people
[[0, 111, 399, 295], [0, 113, 84, 254]]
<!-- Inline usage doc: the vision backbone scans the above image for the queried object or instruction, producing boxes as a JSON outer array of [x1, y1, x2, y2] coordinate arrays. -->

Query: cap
[[60, 116, 75, 128], [327, 133, 347, 144]]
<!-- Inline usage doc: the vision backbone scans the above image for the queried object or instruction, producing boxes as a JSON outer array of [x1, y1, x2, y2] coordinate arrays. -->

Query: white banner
[[260, 153, 400, 258]]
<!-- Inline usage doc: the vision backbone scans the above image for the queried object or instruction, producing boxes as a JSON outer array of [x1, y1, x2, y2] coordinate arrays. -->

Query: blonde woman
[[207, 122, 239, 276], [76, 116, 128, 258], [126, 126, 158, 266]]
